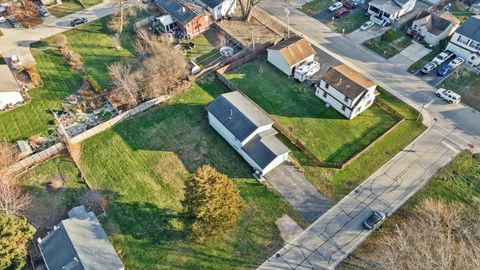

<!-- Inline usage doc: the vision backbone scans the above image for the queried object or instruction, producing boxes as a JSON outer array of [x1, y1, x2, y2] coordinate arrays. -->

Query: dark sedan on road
[[70, 17, 88, 27], [437, 65, 453, 76], [363, 210, 386, 230]]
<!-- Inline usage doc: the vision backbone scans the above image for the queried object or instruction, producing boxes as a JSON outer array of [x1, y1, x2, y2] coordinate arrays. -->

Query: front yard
[[48, 0, 104, 18], [299, 0, 332, 15], [363, 29, 412, 59], [223, 58, 399, 164], [0, 14, 144, 142], [329, 11, 369, 34], [78, 76, 305, 269], [442, 69, 480, 111]]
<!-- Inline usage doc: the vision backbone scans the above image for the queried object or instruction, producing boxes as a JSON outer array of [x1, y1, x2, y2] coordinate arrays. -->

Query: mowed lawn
[[223, 59, 399, 164], [442, 70, 480, 112], [48, 0, 104, 18], [0, 16, 137, 142], [79, 76, 305, 269]]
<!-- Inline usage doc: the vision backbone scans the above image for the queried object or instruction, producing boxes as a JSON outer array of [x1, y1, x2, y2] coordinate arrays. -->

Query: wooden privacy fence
[[6, 143, 65, 175]]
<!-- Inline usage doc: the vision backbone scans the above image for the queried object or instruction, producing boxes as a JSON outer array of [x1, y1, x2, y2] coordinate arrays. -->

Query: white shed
[[207, 91, 290, 176], [267, 37, 316, 76]]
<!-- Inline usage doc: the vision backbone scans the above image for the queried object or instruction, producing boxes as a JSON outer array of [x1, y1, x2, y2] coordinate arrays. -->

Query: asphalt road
[[257, 1, 480, 269]]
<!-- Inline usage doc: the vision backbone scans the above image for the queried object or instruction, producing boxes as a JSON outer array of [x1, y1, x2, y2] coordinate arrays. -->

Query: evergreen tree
[[182, 165, 243, 243], [0, 213, 35, 270]]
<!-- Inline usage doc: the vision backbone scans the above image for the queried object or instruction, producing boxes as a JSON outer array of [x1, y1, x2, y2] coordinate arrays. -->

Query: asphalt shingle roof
[[242, 130, 290, 169], [198, 0, 224, 8], [321, 64, 376, 100], [456, 16, 480, 42], [268, 37, 315, 66], [155, 0, 204, 24]]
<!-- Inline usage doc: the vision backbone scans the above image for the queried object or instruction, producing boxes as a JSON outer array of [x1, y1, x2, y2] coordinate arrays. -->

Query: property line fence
[[6, 142, 65, 175]]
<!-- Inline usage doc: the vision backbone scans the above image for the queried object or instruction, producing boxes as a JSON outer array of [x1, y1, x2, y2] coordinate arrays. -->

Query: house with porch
[[154, 0, 211, 39], [207, 91, 290, 177], [193, 0, 236, 20], [367, 0, 416, 26], [315, 65, 378, 120], [446, 16, 480, 67], [267, 37, 316, 76]]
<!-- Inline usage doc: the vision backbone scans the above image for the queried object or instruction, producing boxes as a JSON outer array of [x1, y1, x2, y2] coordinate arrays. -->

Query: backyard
[[442, 69, 480, 111], [184, 29, 220, 67], [363, 29, 412, 59], [223, 58, 399, 164], [78, 76, 306, 269], [341, 151, 480, 268], [48, 0, 103, 18], [0, 14, 146, 142]]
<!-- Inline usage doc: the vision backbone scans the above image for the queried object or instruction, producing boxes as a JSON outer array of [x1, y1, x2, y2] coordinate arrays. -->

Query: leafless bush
[[0, 175, 32, 216], [53, 34, 68, 48], [373, 199, 480, 270], [60, 46, 84, 71], [80, 190, 108, 210], [108, 62, 141, 107], [49, 176, 64, 190], [0, 142, 18, 172]]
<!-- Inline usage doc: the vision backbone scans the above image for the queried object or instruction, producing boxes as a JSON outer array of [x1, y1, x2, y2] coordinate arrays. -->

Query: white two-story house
[[193, 0, 236, 20], [207, 91, 290, 176], [367, 0, 416, 26], [446, 16, 480, 66], [410, 11, 459, 47], [315, 65, 378, 120]]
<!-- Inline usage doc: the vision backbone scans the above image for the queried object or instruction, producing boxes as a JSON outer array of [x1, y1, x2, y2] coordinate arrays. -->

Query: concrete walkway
[[265, 163, 334, 224]]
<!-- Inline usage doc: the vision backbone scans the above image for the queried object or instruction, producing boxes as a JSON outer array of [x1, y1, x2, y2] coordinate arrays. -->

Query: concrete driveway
[[389, 41, 432, 71], [265, 163, 334, 224], [347, 25, 386, 45]]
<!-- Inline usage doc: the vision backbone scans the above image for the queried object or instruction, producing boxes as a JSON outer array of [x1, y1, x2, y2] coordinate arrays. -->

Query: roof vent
[[228, 109, 233, 120], [182, 7, 186, 13]]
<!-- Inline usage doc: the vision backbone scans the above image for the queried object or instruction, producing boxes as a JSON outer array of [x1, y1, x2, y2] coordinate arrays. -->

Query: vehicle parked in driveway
[[435, 88, 461, 104], [448, 57, 465, 69], [38, 6, 50, 17], [328, 2, 343, 12], [0, 16, 6, 23], [421, 62, 437, 74], [437, 65, 453, 76], [0, 4, 6, 14], [335, 8, 350, 18], [363, 210, 386, 230], [10, 55, 23, 70], [70, 17, 88, 26], [360, 21, 374, 31], [432, 51, 454, 66], [8, 17, 21, 28]]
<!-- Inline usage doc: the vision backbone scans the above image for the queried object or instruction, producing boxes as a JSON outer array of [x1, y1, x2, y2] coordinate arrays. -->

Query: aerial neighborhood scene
[[1, 0, 480, 269]]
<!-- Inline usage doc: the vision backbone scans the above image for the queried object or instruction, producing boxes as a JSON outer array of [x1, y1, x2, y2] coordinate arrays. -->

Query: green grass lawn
[[329, 11, 369, 34], [0, 16, 141, 142], [48, 0, 103, 18], [184, 29, 219, 67], [363, 30, 412, 59], [20, 155, 87, 232], [299, 0, 332, 15], [340, 151, 480, 268], [78, 76, 306, 269], [223, 58, 399, 164], [442, 69, 480, 111]]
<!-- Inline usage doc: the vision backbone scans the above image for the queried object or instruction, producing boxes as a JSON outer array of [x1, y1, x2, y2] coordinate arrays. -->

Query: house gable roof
[[369, 0, 402, 15], [414, 11, 458, 36], [207, 91, 274, 141], [39, 206, 124, 270], [241, 129, 290, 169], [456, 16, 480, 42], [155, 0, 205, 24], [268, 37, 315, 66], [322, 64, 376, 100]]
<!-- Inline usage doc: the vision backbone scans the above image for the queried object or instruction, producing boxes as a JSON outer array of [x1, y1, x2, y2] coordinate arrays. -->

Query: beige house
[[267, 37, 315, 76], [410, 11, 460, 46]]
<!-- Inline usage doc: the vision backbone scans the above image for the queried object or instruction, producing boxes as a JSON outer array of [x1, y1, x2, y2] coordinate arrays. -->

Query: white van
[[435, 88, 461, 104]]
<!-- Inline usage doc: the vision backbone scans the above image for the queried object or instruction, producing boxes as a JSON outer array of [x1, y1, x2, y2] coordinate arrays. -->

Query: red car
[[335, 8, 351, 18]]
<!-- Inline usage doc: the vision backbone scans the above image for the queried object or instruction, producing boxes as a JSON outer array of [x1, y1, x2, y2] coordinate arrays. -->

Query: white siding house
[[267, 37, 315, 76], [207, 91, 290, 176], [367, 0, 416, 26], [315, 65, 378, 120], [193, 0, 236, 20], [446, 16, 480, 66], [410, 11, 459, 46], [0, 64, 23, 110]]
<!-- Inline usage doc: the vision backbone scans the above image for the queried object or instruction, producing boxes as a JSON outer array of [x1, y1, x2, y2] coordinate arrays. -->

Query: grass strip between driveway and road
[[78, 76, 307, 269]]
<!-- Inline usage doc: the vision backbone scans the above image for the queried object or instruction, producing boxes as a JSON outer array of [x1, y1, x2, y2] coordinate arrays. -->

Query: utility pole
[[284, 6, 290, 38]]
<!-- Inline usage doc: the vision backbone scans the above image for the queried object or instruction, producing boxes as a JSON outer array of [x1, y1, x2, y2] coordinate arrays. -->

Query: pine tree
[[0, 213, 35, 270], [182, 165, 243, 243]]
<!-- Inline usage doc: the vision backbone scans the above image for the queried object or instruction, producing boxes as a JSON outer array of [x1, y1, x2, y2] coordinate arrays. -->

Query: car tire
[[435, 93, 441, 97], [448, 100, 453, 104]]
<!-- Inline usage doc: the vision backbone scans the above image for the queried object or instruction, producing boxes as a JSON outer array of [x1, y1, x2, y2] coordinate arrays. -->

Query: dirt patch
[[217, 18, 279, 46]]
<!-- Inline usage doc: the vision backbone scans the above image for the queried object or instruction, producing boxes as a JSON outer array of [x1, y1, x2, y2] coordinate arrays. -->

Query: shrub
[[53, 34, 68, 48], [0, 213, 35, 270], [81, 190, 108, 210], [26, 65, 42, 87], [83, 75, 102, 93], [381, 29, 400, 42]]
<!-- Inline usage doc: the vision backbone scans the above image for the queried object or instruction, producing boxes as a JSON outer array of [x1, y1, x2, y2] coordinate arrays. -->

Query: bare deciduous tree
[[240, 0, 264, 21], [0, 142, 18, 172], [0, 175, 32, 217], [108, 62, 140, 107], [81, 190, 108, 210], [372, 199, 480, 270]]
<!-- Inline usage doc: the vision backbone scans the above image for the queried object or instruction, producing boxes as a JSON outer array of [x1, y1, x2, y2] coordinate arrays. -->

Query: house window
[[356, 107, 361, 113], [324, 83, 329, 89], [470, 41, 480, 50], [366, 100, 372, 106], [457, 35, 470, 45], [323, 91, 327, 98], [341, 105, 346, 111], [344, 96, 349, 103]]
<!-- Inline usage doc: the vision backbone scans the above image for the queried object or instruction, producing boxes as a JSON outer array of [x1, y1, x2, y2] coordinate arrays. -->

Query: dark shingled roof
[[207, 91, 273, 142], [414, 11, 458, 36], [155, 0, 205, 24], [456, 16, 480, 42], [321, 64, 377, 100], [198, 0, 224, 8], [241, 130, 290, 169], [39, 206, 124, 270]]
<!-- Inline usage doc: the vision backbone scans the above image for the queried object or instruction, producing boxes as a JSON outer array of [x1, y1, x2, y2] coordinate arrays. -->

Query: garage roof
[[242, 129, 290, 169], [268, 37, 315, 66]]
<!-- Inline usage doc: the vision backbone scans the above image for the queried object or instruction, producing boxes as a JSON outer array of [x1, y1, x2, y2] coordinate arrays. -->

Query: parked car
[[342, 0, 357, 9], [0, 4, 6, 14], [421, 62, 437, 74], [8, 17, 21, 28], [328, 2, 343, 12], [435, 88, 461, 104], [70, 17, 88, 27], [38, 6, 50, 17], [0, 16, 5, 23], [432, 51, 454, 66], [437, 65, 453, 76], [335, 8, 350, 18], [10, 55, 23, 70], [363, 211, 386, 230], [360, 21, 374, 31], [448, 57, 465, 69]]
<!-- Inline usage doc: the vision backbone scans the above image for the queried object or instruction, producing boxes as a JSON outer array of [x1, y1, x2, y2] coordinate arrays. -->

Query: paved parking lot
[[414, 54, 456, 86]]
